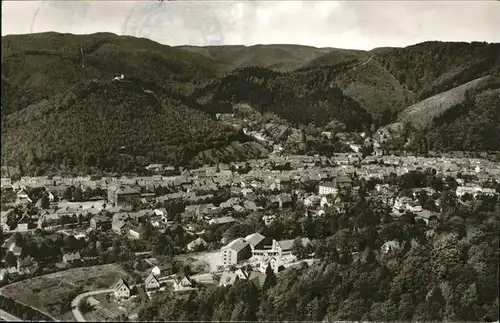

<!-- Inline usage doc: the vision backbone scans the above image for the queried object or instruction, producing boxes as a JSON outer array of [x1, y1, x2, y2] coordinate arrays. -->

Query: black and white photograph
[[1, 0, 499, 322]]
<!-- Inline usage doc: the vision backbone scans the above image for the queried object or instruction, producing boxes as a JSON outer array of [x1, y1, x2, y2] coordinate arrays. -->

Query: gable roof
[[209, 216, 236, 225], [277, 237, 311, 251], [63, 252, 81, 262], [114, 186, 140, 195], [145, 273, 160, 286], [219, 271, 238, 285], [244, 233, 266, 248], [248, 271, 267, 289], [18, 255, 37, 267], [92, 215, 111, 224], [319, 181, 336, 188], [112, 219, 126, 230], [174, 274, 192, 285], [336, 175, 352, 183], [223, 238, 249, 253], [113, 278, 130, 290]]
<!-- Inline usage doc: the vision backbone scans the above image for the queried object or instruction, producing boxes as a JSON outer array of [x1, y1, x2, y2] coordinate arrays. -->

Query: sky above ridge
[[2, 0, 500, 50]]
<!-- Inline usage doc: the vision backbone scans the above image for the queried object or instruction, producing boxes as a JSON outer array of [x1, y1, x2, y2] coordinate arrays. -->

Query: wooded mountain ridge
[[2, 32, 499, 175]]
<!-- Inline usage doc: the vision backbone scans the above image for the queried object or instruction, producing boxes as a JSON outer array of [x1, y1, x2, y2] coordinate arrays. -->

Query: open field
[[55, 200, 106, 210], [175, 250, 221, 273], [0, 264, 129, 320]]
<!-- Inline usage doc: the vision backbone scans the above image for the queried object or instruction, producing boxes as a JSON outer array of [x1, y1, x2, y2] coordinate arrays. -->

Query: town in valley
[[1, 151, 499, 321]]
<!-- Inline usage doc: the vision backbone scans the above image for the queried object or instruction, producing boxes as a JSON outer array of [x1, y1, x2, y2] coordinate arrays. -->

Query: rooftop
[[224, 238, 249, 252]]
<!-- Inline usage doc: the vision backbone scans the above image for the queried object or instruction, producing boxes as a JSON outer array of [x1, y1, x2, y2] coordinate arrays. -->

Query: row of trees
[[0, 295, 54, 321]]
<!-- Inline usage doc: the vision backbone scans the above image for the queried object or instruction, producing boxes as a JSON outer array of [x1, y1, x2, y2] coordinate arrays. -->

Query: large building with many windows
[[220, 238, 252, 266], [107, 185, 141, 206]]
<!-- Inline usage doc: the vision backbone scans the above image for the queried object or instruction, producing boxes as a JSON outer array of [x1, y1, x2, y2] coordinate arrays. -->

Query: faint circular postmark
[[121, 0, 257, 46]]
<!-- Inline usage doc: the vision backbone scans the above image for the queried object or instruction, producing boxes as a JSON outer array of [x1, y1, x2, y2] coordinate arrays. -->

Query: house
[[173, 275, 195, 292], [243, 200, 258, 211], [144, 257, 159, 267], [208, 216, 237, 226], [192, 273, 217, 287], [241, 188, 254, 197], [234, 266, 253, 280], [220, 238, 252, 266], [318, 182, 338, 196], [252, 238, 312, 259], [321, 131, 333, 139], [129, 210, 151, 225], [112, 212, 130, 222], [335, 175, 353, 189], [244, 233, 266, 251], [154, 208, 168, 221], [5, 237, 23, 257], [107, 186, 141, 206], [146, 164, 164, 172], [151, 263, 173, 277], [144, 273, 161, 291], [277, 175, 292, 190], [275, 238, 311, 258], [16, 212, 35, 231], [258, 256, 282, 274], [16, 189, 32, 204], [17, 256, 39, 275], [112, 219, 128, 235], [381, 240, 401, 254], [129, 225, 145, 239], [62, 251, 82, 265], [277, 194, 293, 208], [6, 267, 18, 278], [114, 278, 132, 299], [219, 271, 238, 287], [187, 237, 208, 252], [90, 215, 112, 231], [0, 269, 9, 282]]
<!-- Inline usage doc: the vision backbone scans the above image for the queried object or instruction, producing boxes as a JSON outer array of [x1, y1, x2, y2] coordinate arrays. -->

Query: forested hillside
[[1, 78, 262, 175], [374, 41, 500, 101], [412, 88, 500, 152], [192, 66, 373, 130], [2, 33, 499, 175], [139, 193, 499, 322]]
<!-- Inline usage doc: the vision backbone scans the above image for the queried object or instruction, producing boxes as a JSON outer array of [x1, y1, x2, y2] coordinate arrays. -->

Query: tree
[[263, 265, 277, 291], [78, 299, 94, 314], [292, 237, 305, 259], [40, 196, 50, 209], [63, 186, 73, 201], [73, 187, 84, 202], [5, 251, 17, 267]]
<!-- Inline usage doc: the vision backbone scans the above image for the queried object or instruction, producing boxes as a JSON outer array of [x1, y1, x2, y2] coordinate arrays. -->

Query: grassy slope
[[421, 88, 500, 151], [397, 75, 500, 126]]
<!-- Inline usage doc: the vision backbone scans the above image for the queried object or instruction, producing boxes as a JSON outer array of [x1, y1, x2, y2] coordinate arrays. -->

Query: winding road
[[71, 289, 114, 322]]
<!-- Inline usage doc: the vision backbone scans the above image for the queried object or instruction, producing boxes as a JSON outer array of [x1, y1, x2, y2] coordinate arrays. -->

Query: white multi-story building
[[318, 182, 338, 196], [220, 238, 251, 266]]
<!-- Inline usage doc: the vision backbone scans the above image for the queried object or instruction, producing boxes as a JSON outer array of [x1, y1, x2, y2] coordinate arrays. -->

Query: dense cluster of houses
[[1, 153, 498, 237], [1, 153, 498, 290]]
